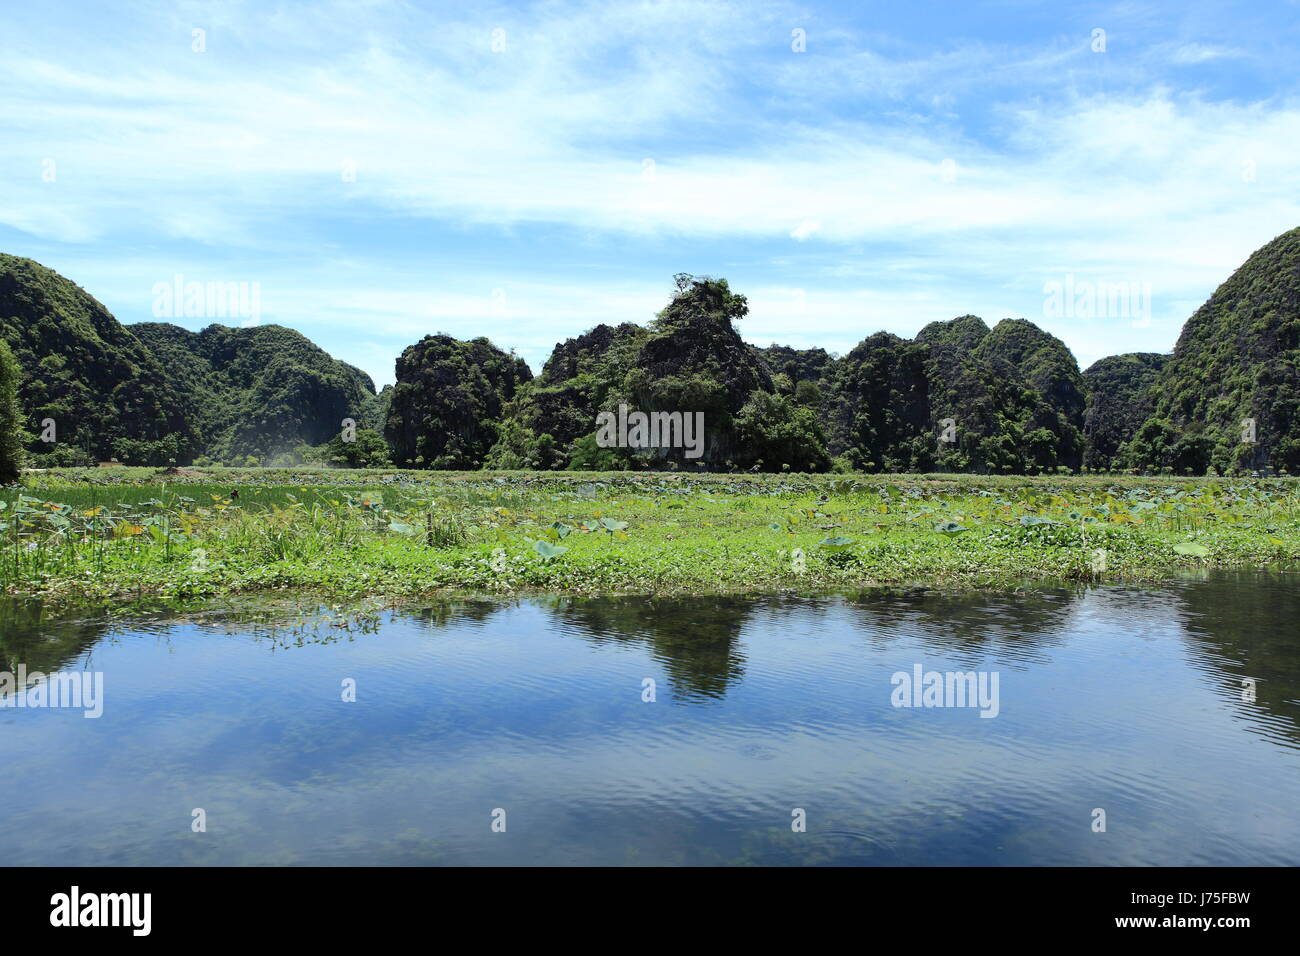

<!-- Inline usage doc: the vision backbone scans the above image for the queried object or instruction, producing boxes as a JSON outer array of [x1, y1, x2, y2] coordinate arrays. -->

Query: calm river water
[[2, 573, 1297, 865]]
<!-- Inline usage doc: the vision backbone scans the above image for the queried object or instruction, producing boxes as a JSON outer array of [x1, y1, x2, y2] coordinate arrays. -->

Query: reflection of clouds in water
[[1, 576, 1299, 865], [5, 579, 1298, 724]]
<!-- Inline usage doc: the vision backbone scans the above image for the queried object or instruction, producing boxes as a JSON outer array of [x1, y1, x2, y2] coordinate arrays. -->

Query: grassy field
[[3, 466, 1298, 608]]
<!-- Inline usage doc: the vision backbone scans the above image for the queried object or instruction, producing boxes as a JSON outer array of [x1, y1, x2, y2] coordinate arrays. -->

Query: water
[[1, 573, 1297, 866]]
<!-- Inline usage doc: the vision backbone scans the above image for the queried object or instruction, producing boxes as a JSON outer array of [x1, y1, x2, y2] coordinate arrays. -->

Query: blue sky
[[2, 0, 1299, 388]]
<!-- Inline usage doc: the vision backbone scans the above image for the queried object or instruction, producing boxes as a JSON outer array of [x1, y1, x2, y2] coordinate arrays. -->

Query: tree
[[734, 390, 830, 472], [314, 428, 392, 468], [0, 339, 24, 483]]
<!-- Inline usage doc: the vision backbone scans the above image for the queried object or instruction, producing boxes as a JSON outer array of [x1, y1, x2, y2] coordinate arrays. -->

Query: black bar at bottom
[[5, 866, 1285, 941]]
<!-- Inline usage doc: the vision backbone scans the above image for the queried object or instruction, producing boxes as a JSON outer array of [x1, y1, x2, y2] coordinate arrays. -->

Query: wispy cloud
[[1168, 42, 1242, 64], [1, 0, 1298, 386]]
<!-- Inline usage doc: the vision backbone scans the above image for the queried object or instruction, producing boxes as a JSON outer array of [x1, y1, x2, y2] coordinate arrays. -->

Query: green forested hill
[[1122, 226, 1300, 474], [1082, 353, 1167, 471], [130, 322, 380, 464], [488, 321, 648, 468], [975, 318, 1088, 428], [487, 277, 828, 471], [915, 313, 991, 352], [756, 344, 835, 388], [825, 315, 1085, 473], [0, 254, 196, 463], [5, 236, 1298, 475], [482, 279, 1096, 474], [0, 255, 381, 467], [626, 278, 783, 468], [824, 332, 929, 470], [385, 334, 533, 469], [484, 279, 1092, 474]]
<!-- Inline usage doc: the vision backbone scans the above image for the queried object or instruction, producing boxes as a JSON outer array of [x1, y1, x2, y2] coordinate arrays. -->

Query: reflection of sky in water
[[1, 574, 1297, 866]]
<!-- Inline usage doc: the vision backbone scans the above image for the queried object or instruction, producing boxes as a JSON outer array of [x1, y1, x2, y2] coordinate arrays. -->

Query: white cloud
[[0, 0, 1297, 382], [1168, 42, 1242, 65]]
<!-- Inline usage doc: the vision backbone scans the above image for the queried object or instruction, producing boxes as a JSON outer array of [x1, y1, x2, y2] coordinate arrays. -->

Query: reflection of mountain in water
[[0, 599, 112, 677], [406, 600, 503, 630], [1173, 572, 1300, 748], [840, 587, 1080, 663], [544, 595, 751, 701], [2, 576, 1296, 737]]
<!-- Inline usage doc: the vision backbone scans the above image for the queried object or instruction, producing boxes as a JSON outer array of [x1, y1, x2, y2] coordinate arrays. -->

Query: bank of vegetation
[[1, 470, 1295, 607]]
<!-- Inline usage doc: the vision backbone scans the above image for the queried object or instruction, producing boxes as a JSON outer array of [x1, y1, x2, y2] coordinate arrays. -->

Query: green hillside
[[1122, 227, 1300, 474], [0, 254, 196, 463], [4, 235, 1299, 477], [385, 334, 533, 469], [1082, 353, 1167, 471], [131, 322, 380, 464]]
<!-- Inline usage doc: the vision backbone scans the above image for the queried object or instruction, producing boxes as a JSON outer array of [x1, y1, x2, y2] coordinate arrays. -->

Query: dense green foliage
[[492, 287, 1090, 475], [303, 428, 392, 468], [976, 318, 1088, 426], [1082, 353, 1167, 470], [385, 334, 532, 469], [487, 321, 647, 469], [3, 470, 1297, 606], [0, 255, 385, 468], [756, 344, 835, 390], [0, 339, 23, 483], [492, 278, 829, 471], [0, 254, 195, 463], [131, 322, 380, 465], [826, 316, 1084, 474], [824, 331, 930, 471], [1121, 227, 1300, 475], [4, 230, 1300, 478]]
